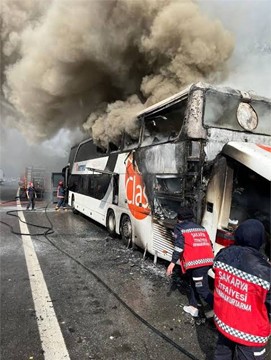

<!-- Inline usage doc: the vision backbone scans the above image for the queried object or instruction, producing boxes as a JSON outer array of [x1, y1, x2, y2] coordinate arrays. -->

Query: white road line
[[16, 199, 70, 360]]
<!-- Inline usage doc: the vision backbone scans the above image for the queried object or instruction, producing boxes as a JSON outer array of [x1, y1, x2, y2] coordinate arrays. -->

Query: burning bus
[[64, 82, 271, 262]]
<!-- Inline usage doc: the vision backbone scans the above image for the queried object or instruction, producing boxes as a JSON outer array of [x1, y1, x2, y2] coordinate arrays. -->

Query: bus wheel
[[106, 210, 116, 236], [120, 215, 132, 247]]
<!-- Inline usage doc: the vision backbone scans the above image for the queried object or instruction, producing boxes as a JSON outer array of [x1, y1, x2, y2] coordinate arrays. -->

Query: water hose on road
[[44, 234, 201, 360], [1, 202, 202, 360], [0, 201, 54, 237]]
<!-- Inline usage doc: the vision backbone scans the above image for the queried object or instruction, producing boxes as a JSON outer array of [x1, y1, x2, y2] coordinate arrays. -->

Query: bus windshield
[[203, 89, 271, 135]]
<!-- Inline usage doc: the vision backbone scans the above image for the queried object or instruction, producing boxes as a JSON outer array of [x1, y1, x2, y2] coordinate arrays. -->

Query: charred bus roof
[[137, 82, 271, 137], [137, 82, 271, 119]]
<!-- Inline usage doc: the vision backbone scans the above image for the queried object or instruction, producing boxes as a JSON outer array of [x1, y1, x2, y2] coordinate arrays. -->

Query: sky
[[0, 0, 270, 178]]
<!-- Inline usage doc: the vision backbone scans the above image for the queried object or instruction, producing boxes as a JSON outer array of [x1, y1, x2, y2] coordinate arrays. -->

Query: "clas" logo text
[[125, 155, 150, 220]]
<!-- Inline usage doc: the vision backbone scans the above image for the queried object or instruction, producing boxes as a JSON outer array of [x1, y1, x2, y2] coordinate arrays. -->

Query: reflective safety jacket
[[213, 245, 271, 347], [171, 220, 214, 272]]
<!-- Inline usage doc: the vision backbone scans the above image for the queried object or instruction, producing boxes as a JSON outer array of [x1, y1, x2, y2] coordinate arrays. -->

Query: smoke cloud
[[1, 0, 234, 148], [200, 0, 271, 97]]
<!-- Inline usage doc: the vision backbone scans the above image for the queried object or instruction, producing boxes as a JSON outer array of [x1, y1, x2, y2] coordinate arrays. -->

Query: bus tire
[[120, 215, 132, 247], [106, 210, 116, 236]]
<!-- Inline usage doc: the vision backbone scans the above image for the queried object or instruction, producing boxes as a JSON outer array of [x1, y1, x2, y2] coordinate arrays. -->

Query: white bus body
[[66, 82, 271, 261]]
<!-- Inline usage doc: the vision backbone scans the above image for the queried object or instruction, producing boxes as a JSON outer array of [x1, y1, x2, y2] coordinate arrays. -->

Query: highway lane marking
[[16, 198, 70, 360]]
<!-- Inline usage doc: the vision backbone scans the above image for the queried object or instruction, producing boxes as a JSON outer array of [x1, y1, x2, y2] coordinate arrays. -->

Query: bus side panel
[[125, 211, 174, 262], [68, 192, 108, 226], [201, 156, 227, 251]]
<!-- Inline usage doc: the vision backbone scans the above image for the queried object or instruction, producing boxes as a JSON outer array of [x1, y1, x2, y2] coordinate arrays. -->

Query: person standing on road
[[166, 207, 214, 317], [26, 182, 37, 211], [213, 219, 271, 360], [55, 180, 66, 211]]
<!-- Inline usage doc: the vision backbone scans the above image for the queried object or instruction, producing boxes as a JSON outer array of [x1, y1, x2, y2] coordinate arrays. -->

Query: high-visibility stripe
[[184, 258, 213, 268], [214, 261, 270, 290], [182, 228, 207, 233], [254, 349, 266, 356], [192, 276, 203, 281], [174, 246, 183, 252], [214, 315, 269, 344]]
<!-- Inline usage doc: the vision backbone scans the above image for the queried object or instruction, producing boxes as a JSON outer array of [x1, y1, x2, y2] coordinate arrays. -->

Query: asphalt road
[[0, 182, 221, 360]]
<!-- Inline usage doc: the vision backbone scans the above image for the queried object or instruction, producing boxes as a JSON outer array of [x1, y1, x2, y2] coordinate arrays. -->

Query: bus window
[[250, 99, 271, 134], [123, 132, 139, 150], [92, 174, 111, 200], [153, 175, 184, 220], [112, 174, 119, 205], [204, 90, 239, 130], [108, 142, 119, 152], [81, 175, 90, 195], [97, 146, 107, 155], [142, 116, 173, 145], [68, 146, 77, 167], [154, 175, 183, 194], [76, 141, 98, 162], [141, 99, 187, 147], [68, 174, 81, 192], [154, 197, 181, 220]]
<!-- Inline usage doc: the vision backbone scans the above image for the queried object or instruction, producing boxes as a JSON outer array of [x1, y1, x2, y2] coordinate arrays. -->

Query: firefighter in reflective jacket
[[166, 207, 214, 318], [213, 219, 271, 360]]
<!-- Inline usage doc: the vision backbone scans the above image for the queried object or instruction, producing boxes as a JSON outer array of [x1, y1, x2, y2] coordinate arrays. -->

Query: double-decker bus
[[65, 82, 271, 262]]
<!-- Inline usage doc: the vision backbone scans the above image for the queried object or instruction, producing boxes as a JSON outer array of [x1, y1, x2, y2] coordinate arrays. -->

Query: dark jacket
[[27, 186, 36, 199], [213, 219, 271, 347]]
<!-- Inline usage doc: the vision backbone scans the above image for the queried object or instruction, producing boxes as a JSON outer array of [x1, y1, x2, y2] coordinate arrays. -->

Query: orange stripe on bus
[[257, 144, 271, 152]]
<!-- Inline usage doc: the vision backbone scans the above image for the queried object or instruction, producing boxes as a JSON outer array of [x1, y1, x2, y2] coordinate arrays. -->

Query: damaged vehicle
[[64, 82, 271, 262]]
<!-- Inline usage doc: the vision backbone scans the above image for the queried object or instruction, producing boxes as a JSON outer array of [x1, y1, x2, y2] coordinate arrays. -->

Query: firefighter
[[55, 180, 66, 211], [166, 207, 214, 317], [26, 182, 37, 210], [213, 219, 271, 360]]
